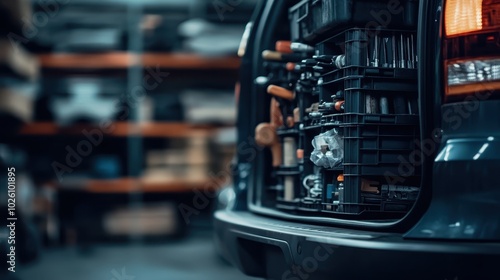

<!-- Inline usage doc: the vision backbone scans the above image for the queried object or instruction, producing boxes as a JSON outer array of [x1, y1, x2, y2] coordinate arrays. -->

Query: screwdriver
[[400, 34, 406, 68], [254, 98, 283, 167], [275, 40, 315, 53], [392, 35, 397, 68], [365, 94, 379, 114], [275, 41, 293, 54], [313, 55, 335, 63], [373, 34, 379, 67], [262, 50, 303, 62], [382, 38, 389, 68], [407, 36, 412, 68], [312, 54, 346, 69], [291, 42, 314, 52], [286, 62, 297, 71], [335, 101, 345, 112]]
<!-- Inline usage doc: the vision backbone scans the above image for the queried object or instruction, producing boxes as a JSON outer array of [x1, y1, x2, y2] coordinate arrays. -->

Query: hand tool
[[254, 98, 283, 167], [291, 42, 314, 52], [262, 50, 303, 62], [335, 100, 345, 112], [392, 35, 397, 68], [407, 36, 412, 68], [275, 40, 293, 53], [366, 94, 379, 114], [313, 55, 335, 63], [267, 85, 295, 100], [334, 55, 346, 69], [400, 34, 406, 68], [382, 37, 389, 68]]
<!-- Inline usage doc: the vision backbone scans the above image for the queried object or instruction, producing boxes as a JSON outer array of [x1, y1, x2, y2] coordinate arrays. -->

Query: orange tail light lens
[[445, 0, 500, 37]]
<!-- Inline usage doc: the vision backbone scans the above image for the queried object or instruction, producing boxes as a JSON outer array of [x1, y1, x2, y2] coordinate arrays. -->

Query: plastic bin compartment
[[344, 145, 415, 165], [342, 124, 419, 139], [345, 76, 417, 91], [289, 0, 314, 42], [343, 125, 417, 164], [341, 175, 363, 213], [309, 0, 418, 36], [341, 175, 416, 214], [321, 67, 418, 86], [342, 113, 418, 125], [344, 89, 418, 114], [343, 163, 416, 177], [343, 67, 418, 80], [318, 28, 418, 70], [354, 150, 413, 165]]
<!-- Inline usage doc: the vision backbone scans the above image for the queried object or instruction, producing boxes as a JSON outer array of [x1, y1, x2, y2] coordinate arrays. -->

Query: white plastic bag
[[310, 129, 343, 168]]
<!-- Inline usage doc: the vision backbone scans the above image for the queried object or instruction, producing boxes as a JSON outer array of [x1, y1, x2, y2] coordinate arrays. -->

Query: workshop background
[[0, 0, 260, 279]]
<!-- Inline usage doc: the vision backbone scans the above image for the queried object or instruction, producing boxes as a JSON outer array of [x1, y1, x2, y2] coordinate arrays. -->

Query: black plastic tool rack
[[271, 0, 421, 219]]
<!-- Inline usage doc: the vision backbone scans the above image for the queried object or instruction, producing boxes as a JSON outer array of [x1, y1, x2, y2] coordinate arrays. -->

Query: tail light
[[443, 0, 500, 100]]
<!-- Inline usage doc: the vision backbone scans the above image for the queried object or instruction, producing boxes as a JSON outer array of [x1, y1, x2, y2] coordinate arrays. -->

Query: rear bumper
[[215, 210, 500, 280]]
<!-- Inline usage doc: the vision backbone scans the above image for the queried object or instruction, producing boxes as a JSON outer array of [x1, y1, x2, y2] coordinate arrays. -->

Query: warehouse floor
[[14, 231, 261, 280]]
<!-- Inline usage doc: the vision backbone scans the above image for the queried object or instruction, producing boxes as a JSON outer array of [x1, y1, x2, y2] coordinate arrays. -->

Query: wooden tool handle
[[255, 123, 277, 147], [267, 85, 295, 101], [262, 50, 282, 61]]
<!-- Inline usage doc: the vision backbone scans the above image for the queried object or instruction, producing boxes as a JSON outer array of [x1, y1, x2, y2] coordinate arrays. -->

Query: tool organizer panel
[[255, 1, 420, 220]]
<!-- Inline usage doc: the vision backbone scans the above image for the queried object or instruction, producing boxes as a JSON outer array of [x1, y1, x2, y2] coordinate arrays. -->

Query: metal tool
[[335, 101, 345, 112], [313, 55, 335, 63], [334, 55, 346, 69], [366, 94, 379, 114], [291, 42, 314, 52], [407, 36, 412, 68], [382, 37, 389, 68], [392, 35, 397, 68], [400, 34, 406, 68], [262, 50, 303, 62]]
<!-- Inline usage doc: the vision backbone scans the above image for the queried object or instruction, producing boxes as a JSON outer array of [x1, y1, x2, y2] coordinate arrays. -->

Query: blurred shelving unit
[[37, 52, 241, 70], [3, 0, 251, 242], [142, 53, 241, 70], [20, 121, 223, 138], [49, 177, 213, 193]]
